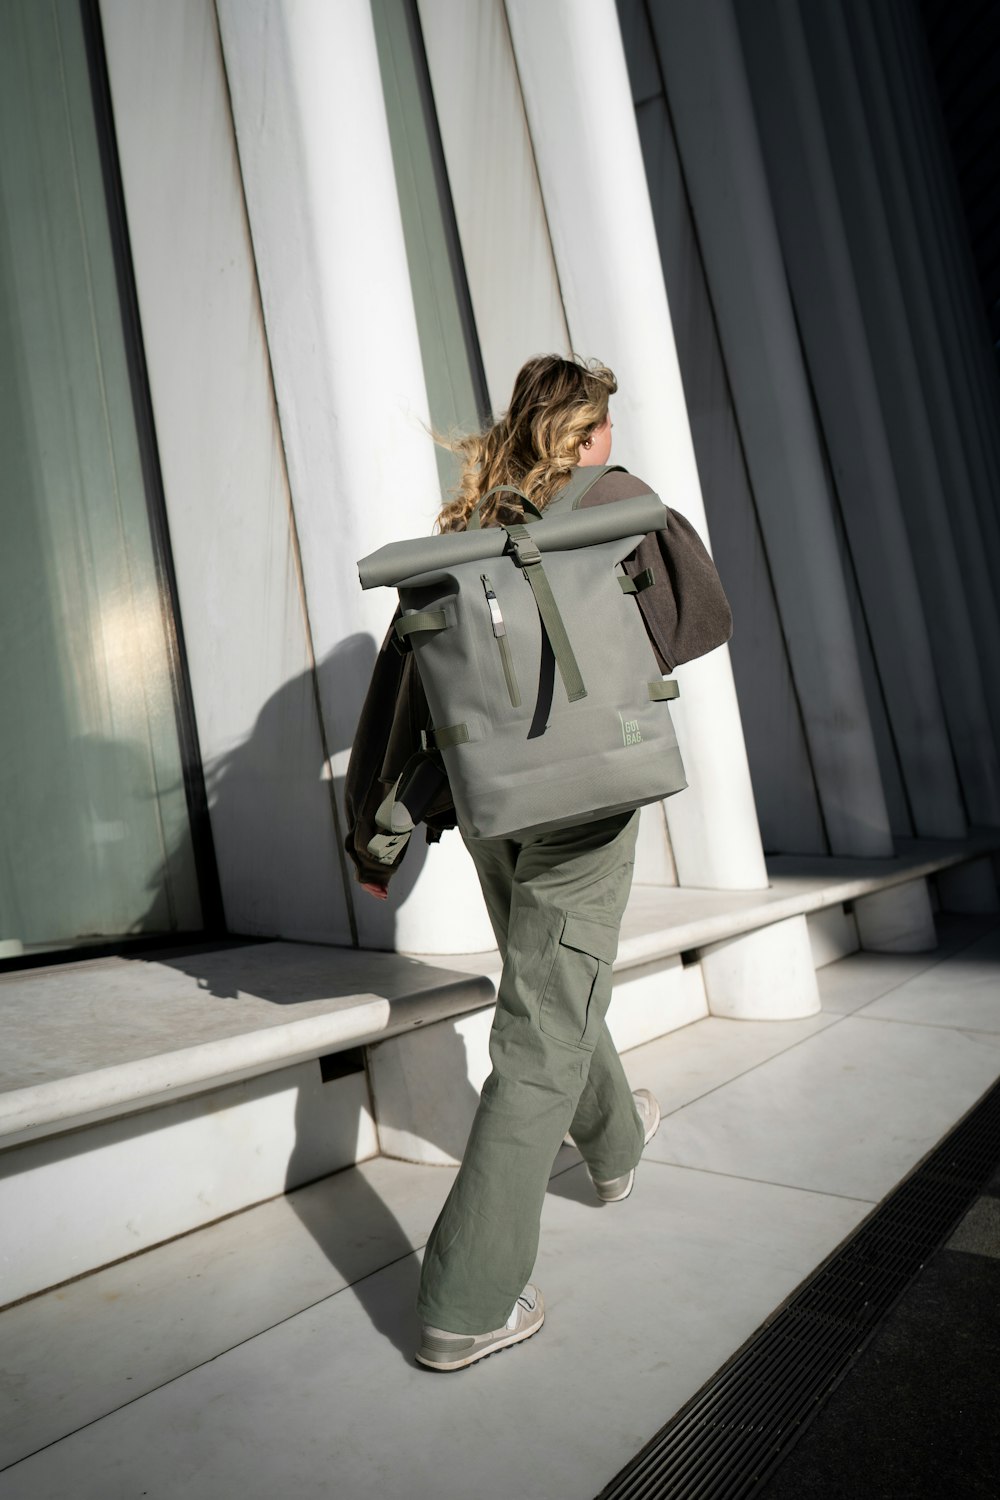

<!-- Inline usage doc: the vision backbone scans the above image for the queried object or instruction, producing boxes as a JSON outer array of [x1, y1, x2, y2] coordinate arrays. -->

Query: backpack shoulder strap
[[547, 463, 629, 513], [467, 485, 544, 531]]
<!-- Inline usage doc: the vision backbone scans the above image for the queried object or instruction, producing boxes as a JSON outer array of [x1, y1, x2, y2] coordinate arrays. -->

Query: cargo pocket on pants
[[538, 912, 621, 1049]]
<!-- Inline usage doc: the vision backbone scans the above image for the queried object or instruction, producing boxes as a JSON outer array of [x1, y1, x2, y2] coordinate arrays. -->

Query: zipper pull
[[481, 575, 506, 637]]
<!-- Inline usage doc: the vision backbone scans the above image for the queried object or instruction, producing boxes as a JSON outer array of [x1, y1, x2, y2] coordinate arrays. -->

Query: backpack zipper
[[481, 574, 521, 708]]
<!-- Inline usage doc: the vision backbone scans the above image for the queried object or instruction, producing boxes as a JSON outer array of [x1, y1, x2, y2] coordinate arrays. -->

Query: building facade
[[3, 0, 999, 971]]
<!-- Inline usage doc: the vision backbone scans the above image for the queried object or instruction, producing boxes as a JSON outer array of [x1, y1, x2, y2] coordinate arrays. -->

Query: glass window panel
[[0, 0, 203, 957]]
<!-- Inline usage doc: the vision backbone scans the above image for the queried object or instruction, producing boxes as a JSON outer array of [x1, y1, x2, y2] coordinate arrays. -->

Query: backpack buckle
[[506, 531, 541, 568]]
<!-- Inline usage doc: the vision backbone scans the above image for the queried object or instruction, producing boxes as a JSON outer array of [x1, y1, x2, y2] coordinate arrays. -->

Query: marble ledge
[[0, 972, 493, 1150], [2, 831, 995, 1153]]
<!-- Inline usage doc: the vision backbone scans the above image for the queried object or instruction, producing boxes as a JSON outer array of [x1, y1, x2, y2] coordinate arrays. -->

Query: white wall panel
[[890, 0, 1000, 516], [843, 0, 1000, 744], [802, 0, 1000, 826], [646, 0, 892, 859], [634, 88, 827, 855], [418, 0, 569, 411], [833, 506, 912, 837], [99, 0, 351, 943], [872, 0, 1000, 593], [738, 0, 965, 842]]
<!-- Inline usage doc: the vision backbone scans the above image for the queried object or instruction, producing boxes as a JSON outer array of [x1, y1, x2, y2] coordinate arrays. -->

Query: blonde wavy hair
[[435, 354, 617, 532]]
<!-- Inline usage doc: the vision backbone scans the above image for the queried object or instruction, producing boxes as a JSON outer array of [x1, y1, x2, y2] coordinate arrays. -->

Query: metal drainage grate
[[598, 1076, 1000, 1500]]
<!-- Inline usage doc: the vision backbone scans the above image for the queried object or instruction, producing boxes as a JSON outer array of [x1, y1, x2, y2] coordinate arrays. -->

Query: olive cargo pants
[[416, 809, 644, 1334]]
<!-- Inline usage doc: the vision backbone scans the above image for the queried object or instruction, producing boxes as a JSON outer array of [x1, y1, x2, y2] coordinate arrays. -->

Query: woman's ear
[[578, 414, 612, 467]]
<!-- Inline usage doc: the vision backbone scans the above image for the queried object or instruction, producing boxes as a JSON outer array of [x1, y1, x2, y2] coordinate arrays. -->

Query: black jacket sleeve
[[342, 612, 456, 889]]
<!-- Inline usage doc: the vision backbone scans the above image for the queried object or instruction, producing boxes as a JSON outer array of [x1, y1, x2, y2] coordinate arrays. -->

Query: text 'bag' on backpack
[[356, 466, 688, 853]]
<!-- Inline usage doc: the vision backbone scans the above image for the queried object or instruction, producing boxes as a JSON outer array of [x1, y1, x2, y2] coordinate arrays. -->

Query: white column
[[644, 0, 893, 859], [737, 1, 965, 841], [700, 916, 821, 1021], [801, 0, 1000, 827], [504, 0, 767, 891], [216, 0, 494, 954]]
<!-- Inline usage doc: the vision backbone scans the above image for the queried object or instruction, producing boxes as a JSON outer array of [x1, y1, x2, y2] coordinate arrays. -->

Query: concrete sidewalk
[[1, 914, 998, 1499]]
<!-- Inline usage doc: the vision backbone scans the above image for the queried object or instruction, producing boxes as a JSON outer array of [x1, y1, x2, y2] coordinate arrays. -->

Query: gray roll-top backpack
[[356, 464, 688, 863]]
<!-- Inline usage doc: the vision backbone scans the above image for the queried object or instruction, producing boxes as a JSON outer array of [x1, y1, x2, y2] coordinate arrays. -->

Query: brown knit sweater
[[343, 467, 732, 887]]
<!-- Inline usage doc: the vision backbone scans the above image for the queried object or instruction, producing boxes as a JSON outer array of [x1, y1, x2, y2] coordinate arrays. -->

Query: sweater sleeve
[[342, 612, 457, 889], [342, 613, 408, 884]]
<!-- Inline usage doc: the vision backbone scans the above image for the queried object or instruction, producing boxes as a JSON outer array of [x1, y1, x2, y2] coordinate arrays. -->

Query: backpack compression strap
[[467, 475, 611, 704], [504, 524, 587, 702]]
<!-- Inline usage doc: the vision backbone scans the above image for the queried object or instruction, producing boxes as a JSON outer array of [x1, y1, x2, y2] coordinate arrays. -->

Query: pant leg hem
[[416, 1297, 518, 1336]]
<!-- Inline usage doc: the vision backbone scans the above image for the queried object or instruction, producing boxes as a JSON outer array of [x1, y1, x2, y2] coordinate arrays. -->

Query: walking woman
[[344, 354, 731, 1371]]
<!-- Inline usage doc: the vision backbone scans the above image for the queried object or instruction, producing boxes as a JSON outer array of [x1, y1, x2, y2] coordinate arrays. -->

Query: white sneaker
[[415, 1285, 545, 1371], [591, 1089, 661, 1203]]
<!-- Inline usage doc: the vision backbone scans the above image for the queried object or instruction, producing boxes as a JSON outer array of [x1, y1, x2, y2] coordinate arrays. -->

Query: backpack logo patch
[[618, 712, 642, 748]]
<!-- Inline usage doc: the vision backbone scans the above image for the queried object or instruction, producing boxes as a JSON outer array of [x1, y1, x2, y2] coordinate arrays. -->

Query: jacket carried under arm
[[342, 612, 455, 888], [578, 469, 732, 673]]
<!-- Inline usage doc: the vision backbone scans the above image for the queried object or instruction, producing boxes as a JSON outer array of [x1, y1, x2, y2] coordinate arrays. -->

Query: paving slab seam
[[638, 1156, 879, 1206], [849, 1011, 1000, 1033], [0, 1240, 428, 1477], [816, 919, 1000, 1006], [652, 947, 1000, 1123], [650, 1013, 852, 1119]]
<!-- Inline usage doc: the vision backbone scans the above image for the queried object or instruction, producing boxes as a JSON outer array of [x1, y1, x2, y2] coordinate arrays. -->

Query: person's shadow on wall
[[296, 635, 488, 1360], [134, 630, 490, 1363]]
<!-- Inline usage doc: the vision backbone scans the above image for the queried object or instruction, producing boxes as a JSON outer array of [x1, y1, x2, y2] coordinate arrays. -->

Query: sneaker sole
[[596, 1168, 635, 1203], [415, 1312, 545, 1372]]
